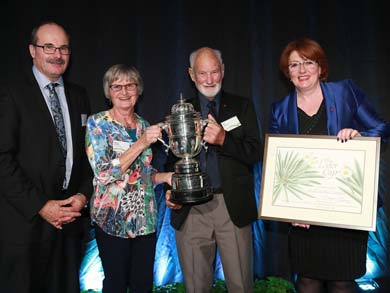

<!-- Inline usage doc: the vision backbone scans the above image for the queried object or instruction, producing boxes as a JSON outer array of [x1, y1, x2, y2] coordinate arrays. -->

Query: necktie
[[204, 100, 221, 189], [47, 83, 67, 159], [206, 100, 218, 120], [205, 101, 218, 151]]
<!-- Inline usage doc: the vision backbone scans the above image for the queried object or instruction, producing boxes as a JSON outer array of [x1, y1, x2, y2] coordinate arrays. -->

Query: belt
[[212, 187, 223, 194]]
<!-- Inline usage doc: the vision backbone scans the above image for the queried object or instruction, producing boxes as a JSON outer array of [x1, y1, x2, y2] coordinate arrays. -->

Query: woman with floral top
[[85, 64, 172, 293]]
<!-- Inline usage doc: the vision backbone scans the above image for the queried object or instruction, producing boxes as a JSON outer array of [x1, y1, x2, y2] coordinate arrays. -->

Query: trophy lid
[[171, 93, 195, 114]]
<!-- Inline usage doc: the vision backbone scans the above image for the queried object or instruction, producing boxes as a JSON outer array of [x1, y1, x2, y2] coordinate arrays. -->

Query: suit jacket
[[269, 79, 389, 138], [167, 91, 262, 229], [0, 70, 93, 244]]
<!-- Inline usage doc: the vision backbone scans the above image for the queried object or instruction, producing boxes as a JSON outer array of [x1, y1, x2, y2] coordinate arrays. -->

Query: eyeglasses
[[109, 83, 138, 92], [288, 60, 317, 72], [33, 44, 71, 55]]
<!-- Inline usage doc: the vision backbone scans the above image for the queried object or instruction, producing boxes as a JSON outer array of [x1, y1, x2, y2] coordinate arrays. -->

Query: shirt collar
[[32, 65, 64, 90], [198, 90, 222, 110]]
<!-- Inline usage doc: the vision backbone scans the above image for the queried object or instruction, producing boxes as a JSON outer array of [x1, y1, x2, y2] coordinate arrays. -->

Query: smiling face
[[189, 48, 224, 100], [29, 23, 70, 82], [109, 77, 139, 112], [288, 50, 322, 92]]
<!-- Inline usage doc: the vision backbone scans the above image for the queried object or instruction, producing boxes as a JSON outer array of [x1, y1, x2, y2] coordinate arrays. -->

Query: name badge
[[221, 116, 241, 131], [113, 140, 130, 154]]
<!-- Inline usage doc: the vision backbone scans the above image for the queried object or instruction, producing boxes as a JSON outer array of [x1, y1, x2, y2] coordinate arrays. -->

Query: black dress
[[289, 102, 368, 280]]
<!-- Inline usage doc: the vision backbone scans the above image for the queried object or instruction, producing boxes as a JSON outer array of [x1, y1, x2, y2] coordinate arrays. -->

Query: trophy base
[[170, 160, 212, 204], [170, 188, 213, 205]]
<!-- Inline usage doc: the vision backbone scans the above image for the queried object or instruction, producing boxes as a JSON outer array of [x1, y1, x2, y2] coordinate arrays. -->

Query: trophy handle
[[202, 140, 208, 152], [158, 138, 170, 154], [201, 118, 215, 152], [157, 122, 170, 154], [201, 118, 209, 127], [158, 122, 168, 130]]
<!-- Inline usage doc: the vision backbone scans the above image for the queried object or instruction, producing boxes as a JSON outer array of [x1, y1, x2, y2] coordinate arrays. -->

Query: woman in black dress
[[269, 37, 389, 292]]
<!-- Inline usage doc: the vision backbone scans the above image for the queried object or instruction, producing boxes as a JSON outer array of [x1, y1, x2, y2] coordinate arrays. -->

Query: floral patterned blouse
[[85, 110, 157, 238]]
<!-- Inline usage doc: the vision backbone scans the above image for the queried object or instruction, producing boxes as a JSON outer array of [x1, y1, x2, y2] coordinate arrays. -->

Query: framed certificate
[[258, 134, 380, 231]]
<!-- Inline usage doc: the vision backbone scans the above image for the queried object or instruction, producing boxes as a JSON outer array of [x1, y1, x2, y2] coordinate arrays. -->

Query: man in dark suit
[[165, 47, 262, 292], [0, 21, 92, 293]]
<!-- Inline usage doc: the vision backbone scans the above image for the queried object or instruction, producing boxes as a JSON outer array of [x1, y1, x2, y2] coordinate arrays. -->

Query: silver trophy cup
[[159, 96, 213, 204]]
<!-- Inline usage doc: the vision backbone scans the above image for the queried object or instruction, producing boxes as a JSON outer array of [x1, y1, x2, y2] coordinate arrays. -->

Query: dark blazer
[[269, 79, 389, 138], [0, 70, 93, 244], [167, 91, 262, 229]]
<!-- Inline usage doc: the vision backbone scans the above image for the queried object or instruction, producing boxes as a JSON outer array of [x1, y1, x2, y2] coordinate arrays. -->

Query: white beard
[[197, 83, 222, 98]]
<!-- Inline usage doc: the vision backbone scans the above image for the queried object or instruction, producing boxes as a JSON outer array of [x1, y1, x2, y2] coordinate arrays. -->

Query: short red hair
[[279, 37, 329, 81]]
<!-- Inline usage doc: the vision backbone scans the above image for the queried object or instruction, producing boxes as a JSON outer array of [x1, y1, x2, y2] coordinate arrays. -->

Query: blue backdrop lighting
[[79, 160, 389, 290]]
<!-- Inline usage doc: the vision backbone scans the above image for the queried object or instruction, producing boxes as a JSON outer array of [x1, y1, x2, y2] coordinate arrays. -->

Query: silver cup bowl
[[167, 114, 203, 158], [159, 96, 213, 204]]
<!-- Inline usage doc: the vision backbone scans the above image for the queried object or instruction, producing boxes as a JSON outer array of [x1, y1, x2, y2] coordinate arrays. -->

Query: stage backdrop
[[1, 0, 389, 290]]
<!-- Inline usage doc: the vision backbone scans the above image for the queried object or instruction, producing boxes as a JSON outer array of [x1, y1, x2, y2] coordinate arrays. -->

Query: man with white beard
[[165, 47, 262, 293]]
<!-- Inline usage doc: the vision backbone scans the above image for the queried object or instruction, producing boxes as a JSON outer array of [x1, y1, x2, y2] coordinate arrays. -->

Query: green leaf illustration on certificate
[[272, 148, 364, 213]]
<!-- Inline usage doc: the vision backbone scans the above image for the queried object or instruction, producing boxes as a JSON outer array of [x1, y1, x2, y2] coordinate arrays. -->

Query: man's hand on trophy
[[165, 190, 183, 210], [204, 114, 226, 146]]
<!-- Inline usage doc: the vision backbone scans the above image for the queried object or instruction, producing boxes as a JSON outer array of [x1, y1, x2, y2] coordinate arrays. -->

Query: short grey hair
[[189, 47, 223, 68], [103, 64, 144, 99]]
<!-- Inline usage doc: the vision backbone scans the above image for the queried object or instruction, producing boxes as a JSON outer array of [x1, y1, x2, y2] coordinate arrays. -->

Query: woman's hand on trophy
[[165, 190, 183, 210], [165, 172, 174, 186], [139, 125, 162, 147], [204, 114, 226, 146], [152, 172, 174, 186]]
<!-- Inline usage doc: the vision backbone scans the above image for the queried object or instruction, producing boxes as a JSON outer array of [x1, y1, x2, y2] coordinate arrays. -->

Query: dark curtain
[[2, 0, 389, 289]]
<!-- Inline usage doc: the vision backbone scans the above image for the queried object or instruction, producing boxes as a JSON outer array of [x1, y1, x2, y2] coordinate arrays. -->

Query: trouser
[[0, 229, 84, 293], [95, 226, 156, 293], [175, 193, 253, 293]]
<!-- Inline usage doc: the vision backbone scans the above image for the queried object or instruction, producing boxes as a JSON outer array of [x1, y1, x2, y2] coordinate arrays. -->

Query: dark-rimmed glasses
[[33, 44, 71, 55], [109, 83, 138, 92]]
